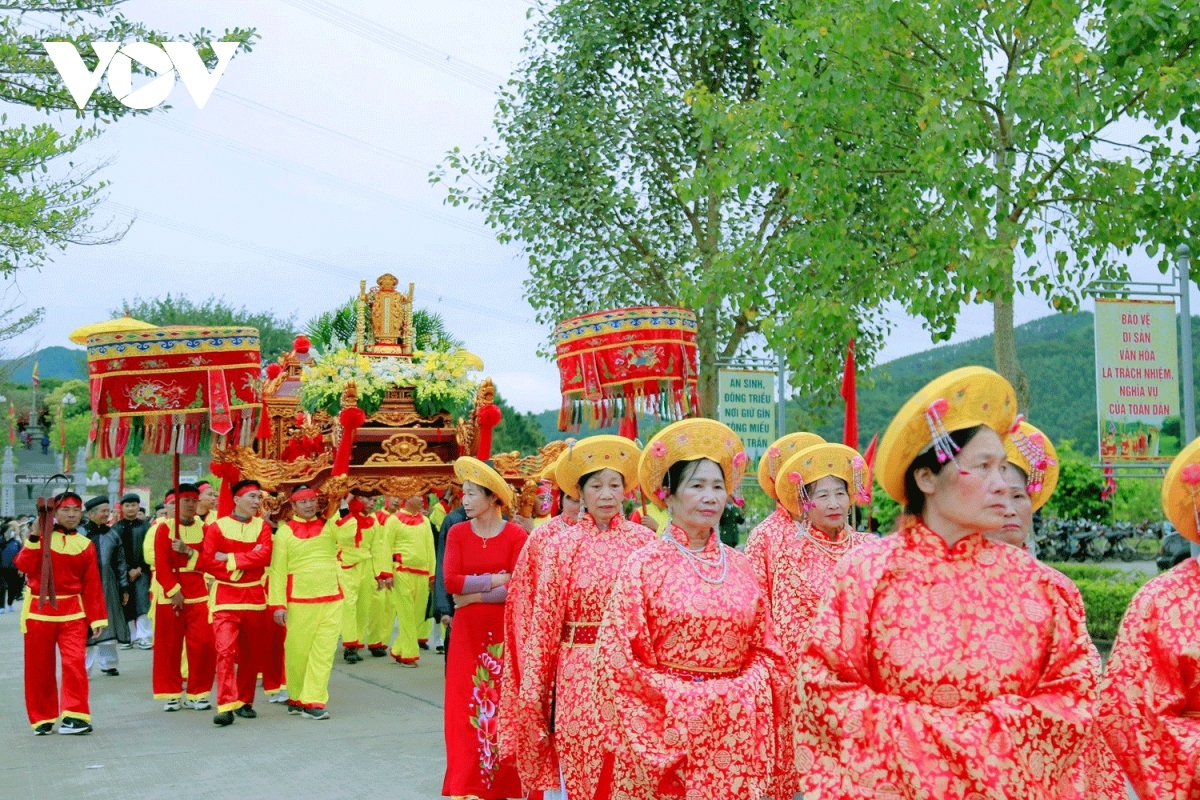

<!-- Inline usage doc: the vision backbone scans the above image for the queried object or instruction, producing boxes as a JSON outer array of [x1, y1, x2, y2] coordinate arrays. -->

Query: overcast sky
[[3, 0, 1193, 413]]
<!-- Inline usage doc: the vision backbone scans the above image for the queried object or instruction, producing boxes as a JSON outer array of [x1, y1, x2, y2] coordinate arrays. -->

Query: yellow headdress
[[638, 419, 748, 509], [876, 366, 1017, 504], [554, 435, 641, 500], [1003, 418, 1060, 512], [1162, 437, 1200, 544], [775, 443, 869, 517], [453, 457, 514, 511], [756, 432, 826, 499]]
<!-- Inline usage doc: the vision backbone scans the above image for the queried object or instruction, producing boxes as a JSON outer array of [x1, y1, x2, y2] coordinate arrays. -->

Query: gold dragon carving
[[364, 433, 443, 465], [211, 446, 333, 489]]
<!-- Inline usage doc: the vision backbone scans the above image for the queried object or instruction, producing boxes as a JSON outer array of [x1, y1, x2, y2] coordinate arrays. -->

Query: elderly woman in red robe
[[592, 419, 791, 800], [745, 442, 876, 796], [1098, 436, 1200, 800], [991, 419, 1125, 799], [794, 366, 1100, 799], [503, 435, 653, 799], [744, 432, 825, 557]]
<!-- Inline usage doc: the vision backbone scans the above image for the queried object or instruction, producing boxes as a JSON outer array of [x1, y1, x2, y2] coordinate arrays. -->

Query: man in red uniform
[[152, 483, 216, 712], [199, 479, 273, 727], [16, 492, 108, 734]]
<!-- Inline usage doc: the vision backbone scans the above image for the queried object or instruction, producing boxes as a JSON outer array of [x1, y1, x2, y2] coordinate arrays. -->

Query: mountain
[[533, 312, 1200, 457], [2, 346, 87, 384]]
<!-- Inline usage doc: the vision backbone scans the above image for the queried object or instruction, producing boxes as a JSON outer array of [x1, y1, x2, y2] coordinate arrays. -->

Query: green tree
[[1044, 441, 1108, 521], [116, 295, 298, 363], [491, 391, 546, 457], [0, 2, 256, 275], [434, 0, 905, 416], [306, 296, 464, 353], [756, 0, 1195, 409]]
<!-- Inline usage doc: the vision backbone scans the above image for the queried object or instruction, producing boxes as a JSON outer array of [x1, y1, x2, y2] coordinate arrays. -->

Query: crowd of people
[[9, 364, 1200, 799]]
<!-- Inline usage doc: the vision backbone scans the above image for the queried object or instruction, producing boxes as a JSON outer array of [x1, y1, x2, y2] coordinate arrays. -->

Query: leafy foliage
[[1048, 564, 1148, 640], [305, 296, 464, 353], [1044, 441, 1108, 522], [0, 3, 256, 275], [490, 391, 546, 457], [434, 0, 904, 414], [115, 295, 298, 364]]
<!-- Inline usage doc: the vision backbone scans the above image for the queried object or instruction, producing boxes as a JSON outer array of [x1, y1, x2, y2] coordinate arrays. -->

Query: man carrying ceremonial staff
[[199, 479, 273, 727], [268, 485, 343, 719], [16, 492, 108, 735], [151, 483, 216, 712]]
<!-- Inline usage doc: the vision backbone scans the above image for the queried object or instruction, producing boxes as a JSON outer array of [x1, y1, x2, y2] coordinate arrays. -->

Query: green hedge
[[1047, 563, 1148, 640]]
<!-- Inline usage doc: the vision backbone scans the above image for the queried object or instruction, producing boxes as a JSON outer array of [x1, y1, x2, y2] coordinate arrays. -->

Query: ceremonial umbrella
[[554, 306, 700, 437], [67, 314, 158, 345]]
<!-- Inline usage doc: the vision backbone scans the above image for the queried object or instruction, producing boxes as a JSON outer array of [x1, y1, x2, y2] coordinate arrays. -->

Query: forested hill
[[534, 312, 1200, 458]]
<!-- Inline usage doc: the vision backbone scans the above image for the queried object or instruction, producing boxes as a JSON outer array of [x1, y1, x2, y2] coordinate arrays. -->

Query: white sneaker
[[163, 699, 181, 712], [135, 639, 152, 650], [182, 697, 212, 711], [268, 689, 289, 704]]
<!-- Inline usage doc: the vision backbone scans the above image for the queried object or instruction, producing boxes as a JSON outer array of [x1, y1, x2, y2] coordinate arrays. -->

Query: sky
[[3, 0, 1195, 413]]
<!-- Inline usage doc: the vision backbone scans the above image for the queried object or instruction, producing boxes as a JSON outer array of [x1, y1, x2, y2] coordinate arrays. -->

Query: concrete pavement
[[0, 608, 448, 799]]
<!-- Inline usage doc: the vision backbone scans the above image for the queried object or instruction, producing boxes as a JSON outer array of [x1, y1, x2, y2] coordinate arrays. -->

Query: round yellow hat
[[454, 456, 514, 511], [539, 452, 565, 482], [876, 366, 1017, 504], [756, 432, 826, 499], [775, 443, 868, 517], [1003, 419, 1060, 512], [1162, 437, 1200, 544], [638, 419, 748, 509], [554, 435, 641, 500]]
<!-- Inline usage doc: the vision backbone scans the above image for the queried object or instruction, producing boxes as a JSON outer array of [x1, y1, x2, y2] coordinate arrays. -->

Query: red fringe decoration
[[334, 406, 367, 476], [476, 402, 502, 460], [210, 461, 241, 519]]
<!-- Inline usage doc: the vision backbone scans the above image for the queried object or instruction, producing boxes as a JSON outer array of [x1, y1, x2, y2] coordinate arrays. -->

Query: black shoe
[[33, 722, 54, 736], [435, 645, 445, 654], [213, 711, 234, 726], [58, 717, 92, 735], [418, 641, 430, 651], [101, 668, 119, 676], [234, 705, 257, 719], [343, 648, 362, 663], [368, 646, 387, 657], [286, 702, 302, 716]]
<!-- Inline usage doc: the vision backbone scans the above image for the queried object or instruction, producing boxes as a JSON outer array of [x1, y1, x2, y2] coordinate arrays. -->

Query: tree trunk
[[993, 288, 1030, 412], [696, 303, 720, 420]]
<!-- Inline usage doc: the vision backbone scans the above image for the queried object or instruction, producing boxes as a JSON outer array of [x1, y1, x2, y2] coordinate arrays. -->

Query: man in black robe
[[113, 493, 152, 650], [81, 496, 130, 674]]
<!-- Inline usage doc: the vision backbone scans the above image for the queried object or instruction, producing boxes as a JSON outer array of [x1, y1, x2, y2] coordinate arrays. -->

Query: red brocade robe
[[743, 508, 875, 797], [593, 524, 791, 800], [794, 523, 1099, 800], [1097, 557, 1200, 800], [506, 513, 654, 795]]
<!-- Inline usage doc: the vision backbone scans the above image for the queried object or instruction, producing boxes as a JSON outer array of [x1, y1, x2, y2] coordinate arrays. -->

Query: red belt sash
[[659, 661, 740, 683], [561, 621, 599, 646]]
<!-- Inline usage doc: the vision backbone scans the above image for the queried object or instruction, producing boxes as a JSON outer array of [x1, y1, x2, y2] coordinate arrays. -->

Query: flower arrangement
[[298, 339, 479, 419]]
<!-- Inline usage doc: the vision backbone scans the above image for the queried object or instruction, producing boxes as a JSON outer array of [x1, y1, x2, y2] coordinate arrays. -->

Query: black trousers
[[0, 567, 23, 606]]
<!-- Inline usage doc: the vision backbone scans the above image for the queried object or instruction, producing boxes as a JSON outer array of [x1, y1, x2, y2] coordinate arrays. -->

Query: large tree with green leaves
[[435, 0, 916, 417], [0, 2, 256, 275], [116, 295, 297, 363], [755, 0, 1196, 409]]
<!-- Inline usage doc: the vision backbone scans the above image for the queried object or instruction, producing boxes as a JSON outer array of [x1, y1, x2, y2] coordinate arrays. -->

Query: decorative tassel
[[1009, 416, 1056, 495], [851, 455, 870, 504], [475, 400, 502, 460], [255, 402, 271, 441], [924, 398, 965, 473], [210, 461, 241, 518], [334, 406, 368, 476]]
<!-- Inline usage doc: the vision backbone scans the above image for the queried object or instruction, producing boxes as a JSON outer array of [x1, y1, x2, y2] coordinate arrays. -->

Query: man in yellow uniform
[[375, 495, 436, 667], [366, 496, 400, 657], [268, 486, 342, 720], [333, 493, 376, 664]]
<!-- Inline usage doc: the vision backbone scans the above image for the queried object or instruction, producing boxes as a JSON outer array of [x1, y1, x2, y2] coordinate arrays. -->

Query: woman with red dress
[[504, 435, 652, 799], [744, 442, 875, 796], [1098, 435, 1200, 800], [743, 431, 824, 557], [442, 457, 526, 800], [593, 419, 791, 800], [794, 366, 1100, 799]]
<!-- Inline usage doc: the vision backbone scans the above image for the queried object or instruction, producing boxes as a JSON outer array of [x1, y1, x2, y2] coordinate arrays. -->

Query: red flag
[[862, 432, 879, 503], [1101, 463, 1117, 501], [840, 338, 858, 449]]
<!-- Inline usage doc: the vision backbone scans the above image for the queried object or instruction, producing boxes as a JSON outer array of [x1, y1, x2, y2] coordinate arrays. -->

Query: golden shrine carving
[[365, 433, 442, 466]]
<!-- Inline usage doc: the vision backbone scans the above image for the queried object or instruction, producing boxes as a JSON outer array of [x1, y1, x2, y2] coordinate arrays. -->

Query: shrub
[[1047, 562, 1147, 640]]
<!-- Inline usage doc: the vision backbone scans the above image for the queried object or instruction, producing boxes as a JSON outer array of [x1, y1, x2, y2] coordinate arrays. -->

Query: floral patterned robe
[[506, 513, 654, 796], [744, 509, 875, 797], [795, 523, 1099, 799], [1098, 556, 1200, 800], [593, 524, 791, 800]]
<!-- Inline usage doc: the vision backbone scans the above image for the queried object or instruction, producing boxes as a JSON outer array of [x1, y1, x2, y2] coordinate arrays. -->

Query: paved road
[[0, 609, 447, 799]]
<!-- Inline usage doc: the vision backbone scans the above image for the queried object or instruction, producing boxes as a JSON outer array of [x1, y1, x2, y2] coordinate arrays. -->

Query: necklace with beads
[[795, 519, 853, 560], [664, 523, 728, 585]]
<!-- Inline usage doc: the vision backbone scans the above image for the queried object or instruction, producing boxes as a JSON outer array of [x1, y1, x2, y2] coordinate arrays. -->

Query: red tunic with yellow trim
[[499, 513, 573, 774], [152, 518, 209, 603], [200, 516, 273, 612], [15, 525, 108, 633], [1097, 557, 1200, 800], [795, 523, 1099, 800], [593, 524, 791, 800], [267, 517, 343, 609], [508, 513, 655, 795]]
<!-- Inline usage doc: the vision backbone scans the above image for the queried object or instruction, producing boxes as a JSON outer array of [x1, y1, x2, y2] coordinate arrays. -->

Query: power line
[[212, 89, 428, 170], [277, 0, 506, 92], [145, 115, 494, 239], [100, 201, 535, 327]]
